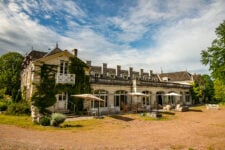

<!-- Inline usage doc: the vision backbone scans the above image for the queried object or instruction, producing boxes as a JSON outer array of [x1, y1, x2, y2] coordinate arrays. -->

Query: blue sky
[[0, 0, 225, 74]]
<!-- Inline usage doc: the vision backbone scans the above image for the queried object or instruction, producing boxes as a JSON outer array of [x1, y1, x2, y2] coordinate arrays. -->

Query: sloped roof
[[107, 68, 116, 74], [121, 70, 128, 75], [159, 71, 192, 81], [27, 50, 47, 60], [44, 47, 63, 57], [90, 66, 102, 72]]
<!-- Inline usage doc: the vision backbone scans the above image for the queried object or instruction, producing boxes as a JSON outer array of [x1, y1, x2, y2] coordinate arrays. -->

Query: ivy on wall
[[31, 56, 91, 114], [31, 63, 57, 113], [66, 57, 91, 112], [51, 56, 91, 112]]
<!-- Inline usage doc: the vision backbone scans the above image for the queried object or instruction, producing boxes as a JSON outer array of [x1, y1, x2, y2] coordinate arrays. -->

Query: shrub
[[0, 101, 7, 111], [50, 113, 66, 127], [39, 116, 51, 126], [0, 88, 6, 99], [6, 102, 30, 115]]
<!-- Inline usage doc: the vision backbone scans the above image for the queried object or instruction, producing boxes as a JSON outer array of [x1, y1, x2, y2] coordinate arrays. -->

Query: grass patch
[[0, 114, 34, 128], [189, 105, 203, 112], [141, 115, 171, 121], [61, 119, 103, 131], [0, 114, 103, 131]]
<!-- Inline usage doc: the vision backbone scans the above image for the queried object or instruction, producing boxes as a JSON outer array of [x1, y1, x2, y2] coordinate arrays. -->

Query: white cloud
[[44, 15, 51, 19], [0, 0, 225, 75], [144, 0, 225, 73]]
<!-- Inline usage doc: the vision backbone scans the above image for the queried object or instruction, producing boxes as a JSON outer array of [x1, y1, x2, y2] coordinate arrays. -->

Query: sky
[[0, 0, 225, 74]]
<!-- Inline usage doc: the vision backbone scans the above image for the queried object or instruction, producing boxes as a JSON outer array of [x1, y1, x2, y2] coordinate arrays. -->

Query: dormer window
[[162, 77, 169, 82], [95, 73, 99, 78]]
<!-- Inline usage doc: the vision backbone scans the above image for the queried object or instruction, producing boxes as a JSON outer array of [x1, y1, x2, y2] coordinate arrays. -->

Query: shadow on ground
[[160, 111, 175, 115], [110, 115, 134, 122], [188, 109, 203, 112], [62, 124, 84, 128]]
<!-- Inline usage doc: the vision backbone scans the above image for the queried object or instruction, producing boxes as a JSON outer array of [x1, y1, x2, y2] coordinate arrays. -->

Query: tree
[[202, 74, 214, 103], [214, 79, 225, 102], [201, 20, 225, 83], [0, 52, 24, 101], [191, 74, 215, 104]]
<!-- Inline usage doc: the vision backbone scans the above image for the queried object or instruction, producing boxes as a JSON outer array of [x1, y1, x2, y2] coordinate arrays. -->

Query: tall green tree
[[214, 79, 225, 102], [0, 52, 24, 101], [191, 74, 215, 104], [201, 20, 225, 83], [202, 74, 214, 103]]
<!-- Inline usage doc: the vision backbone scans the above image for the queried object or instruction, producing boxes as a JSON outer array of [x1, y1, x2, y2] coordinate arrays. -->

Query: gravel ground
[[0, 106, 225, 150]]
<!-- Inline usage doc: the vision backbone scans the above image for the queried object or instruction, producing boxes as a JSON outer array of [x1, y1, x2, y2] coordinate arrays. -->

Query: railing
[[56, 73, 75, 84], [90, 77, 132, 85], [90, 76, 191, 88]]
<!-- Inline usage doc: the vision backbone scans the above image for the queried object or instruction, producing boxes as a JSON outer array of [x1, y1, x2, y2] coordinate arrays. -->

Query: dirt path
[[1, 107, 225, 150]]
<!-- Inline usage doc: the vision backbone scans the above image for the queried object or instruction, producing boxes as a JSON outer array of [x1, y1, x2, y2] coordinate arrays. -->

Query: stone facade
[[21, 47, 192, 115]]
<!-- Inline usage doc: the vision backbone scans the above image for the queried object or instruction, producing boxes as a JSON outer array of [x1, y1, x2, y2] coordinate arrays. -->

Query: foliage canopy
[[0, 52, 24, 102], [201, 20, 225, 83]]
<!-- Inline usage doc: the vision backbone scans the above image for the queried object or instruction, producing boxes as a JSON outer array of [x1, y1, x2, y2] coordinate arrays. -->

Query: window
[[58, 92, 67, 101], [93, 90, 109, 107], [114, 90, 128, 107], [95, 73, 99, 78], [60, 60, 68, 74], [185, 92, 190, 102], [142, 91, 151, 106]]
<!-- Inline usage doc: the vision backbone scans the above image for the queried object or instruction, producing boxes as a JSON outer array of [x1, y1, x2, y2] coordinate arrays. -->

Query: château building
[[21, 46, 192, 114]]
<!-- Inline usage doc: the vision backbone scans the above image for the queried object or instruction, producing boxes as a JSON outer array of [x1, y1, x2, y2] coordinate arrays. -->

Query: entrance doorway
[[156, 91, 164, 106]]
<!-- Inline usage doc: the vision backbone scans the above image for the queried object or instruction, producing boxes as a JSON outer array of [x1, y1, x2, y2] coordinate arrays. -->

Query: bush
[[0, 88, 6, 99], [50, 113, 66, 127], [39, 116, 51, 126], [0, 101, 7, 111], [6, 102, 30, 115]]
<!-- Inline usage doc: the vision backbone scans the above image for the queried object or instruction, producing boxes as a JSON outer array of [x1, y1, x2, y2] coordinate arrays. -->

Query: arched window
[[114, 90, 128, 107], [93, 90, 108, 107], [156, 91, 165, 106]]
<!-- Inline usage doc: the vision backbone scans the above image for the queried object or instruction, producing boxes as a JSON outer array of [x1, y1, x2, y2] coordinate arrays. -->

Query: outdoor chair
[[88, 108, 97, 116], [175, 104, 189, 112], [137, 106, 146, 112], [163, 105, 172, 111]]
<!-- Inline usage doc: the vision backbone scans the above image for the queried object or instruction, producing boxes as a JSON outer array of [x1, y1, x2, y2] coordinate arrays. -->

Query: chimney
[[102, 63, 107, 76], [140, 69, 143, 79], [129, 67, 133, 79], [72, 49, 78, 57], [149, 70, 153, 77], [116, 65, 121, 77], [86, 60, 91, 67]]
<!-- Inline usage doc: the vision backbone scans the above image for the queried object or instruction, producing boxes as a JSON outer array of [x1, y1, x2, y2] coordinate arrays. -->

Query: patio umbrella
[[165, 92, 181, 96], [165, 92, 182, 105], [71, 94, 104, 116], [127, 92, 149, 112]]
